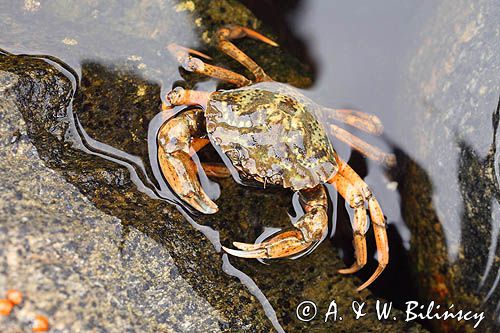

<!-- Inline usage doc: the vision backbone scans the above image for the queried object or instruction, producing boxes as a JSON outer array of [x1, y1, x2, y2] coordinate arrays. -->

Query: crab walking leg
[[216, 25, 278, 82], [167, 43, 213, 60], [329, 124, 396, 167], [190, 139, 231, 177], [324, 108, 384, 135], [223, 185, 328, 258], [190, 138, 211, 155], [157, 109, 219, 214], [200, 163, 232, 178], [329, 173, 368, 274], [167, 43, 251, 86], [334, 158, 389, 291]]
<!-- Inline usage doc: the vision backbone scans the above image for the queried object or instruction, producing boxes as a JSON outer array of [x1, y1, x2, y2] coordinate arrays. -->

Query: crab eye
[[172, 86, 184, 95], [166, 87, 185, 104]]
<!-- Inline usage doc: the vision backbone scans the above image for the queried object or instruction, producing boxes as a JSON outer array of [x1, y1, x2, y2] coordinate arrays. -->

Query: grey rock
[[396, 0, 500, 331], [0, 60, 224, 333], [0, 0, 427, 332]]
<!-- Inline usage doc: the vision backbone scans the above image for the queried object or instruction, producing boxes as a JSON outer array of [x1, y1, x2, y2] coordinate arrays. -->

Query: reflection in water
[[0, 0, 198, 82], [221, 254, 283, 332], [68, 57, 396, 332], [72, 62, 286, 331], [240, 0, 319, 80], [1, 46, 287, 331]]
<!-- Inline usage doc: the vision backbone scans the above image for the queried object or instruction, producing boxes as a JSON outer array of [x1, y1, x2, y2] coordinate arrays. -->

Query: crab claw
[[157, 109, 218, 214], [224, 189, 328, 260], [222, 246, 267, 258], [158, 147, 218, 214], [223, 230, 313, 259]]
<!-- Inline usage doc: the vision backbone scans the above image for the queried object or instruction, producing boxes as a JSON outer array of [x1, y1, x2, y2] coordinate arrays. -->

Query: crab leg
[[216, 25, 278, 82], [223, 185, 328, 258], [325, 108, 384, 135], [329, 124, 396, 167], [328, 158, 389, 291], [158, 108, 218, 214], [190, 138, 211, 155], [329, 173, 368, 274], [200, 163, 232, 178], [190, 138, 232, 178], [163, 87, 211, 109], [167, 43, 251, 86], [167, 44, 213, 60]]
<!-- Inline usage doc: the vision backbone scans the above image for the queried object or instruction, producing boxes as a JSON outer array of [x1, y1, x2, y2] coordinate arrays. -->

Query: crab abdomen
[[205, 86, 337, 190]]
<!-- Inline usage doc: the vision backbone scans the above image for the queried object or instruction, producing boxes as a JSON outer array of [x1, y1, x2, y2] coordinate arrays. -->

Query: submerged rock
[[0, 49, 426, 333], [397, 0, 500, 331], [1, 0, 426, 332], [0, 54, 233, 332]]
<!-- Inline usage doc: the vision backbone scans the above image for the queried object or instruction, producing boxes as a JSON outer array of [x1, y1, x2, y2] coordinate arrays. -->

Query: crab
[[159, 25, 394, 291]]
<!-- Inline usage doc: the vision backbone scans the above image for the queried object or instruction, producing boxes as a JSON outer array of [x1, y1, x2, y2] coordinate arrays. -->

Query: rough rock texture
[[0, 57, 225, 333], [0, 0, 428, 332], [396, 0, 500, 331], [0, 50, 426, 333]]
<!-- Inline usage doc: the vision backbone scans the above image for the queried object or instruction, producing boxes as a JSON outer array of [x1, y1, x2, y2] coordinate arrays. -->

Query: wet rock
[[0, 49, 426, 333], [0, 0, 310, 88], [1, 0, 426, 332], [0, 54, 229, 332], [397, 0, 500, 331]]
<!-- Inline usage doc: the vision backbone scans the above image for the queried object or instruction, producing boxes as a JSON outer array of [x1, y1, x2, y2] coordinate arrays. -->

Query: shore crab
[[159, 25, 394, 290]]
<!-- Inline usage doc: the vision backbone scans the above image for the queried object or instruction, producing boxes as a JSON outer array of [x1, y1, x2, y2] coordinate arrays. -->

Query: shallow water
[[1, 0, 499, 331]]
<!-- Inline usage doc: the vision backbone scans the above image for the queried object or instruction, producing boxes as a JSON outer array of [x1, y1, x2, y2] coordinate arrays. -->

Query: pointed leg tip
[[356, 280, 372, 292], [222, 245, 267, 258], [355, 265, 386, 291], [356, 285, 366, 292], [166, 43, 213, 60], [338, 265, 363, 275], [337, 268, 351, 275], [233, 241, 263, 251]]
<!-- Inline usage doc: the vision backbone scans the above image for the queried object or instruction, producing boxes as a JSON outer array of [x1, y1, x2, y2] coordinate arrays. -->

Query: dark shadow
[[238, 0, 318, 82], [332, 150, 420, 312], [455, 95, 500, 324]]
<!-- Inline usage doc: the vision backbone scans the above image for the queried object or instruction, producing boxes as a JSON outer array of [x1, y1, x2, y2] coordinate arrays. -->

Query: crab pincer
[[161, 25, 391, 291]]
